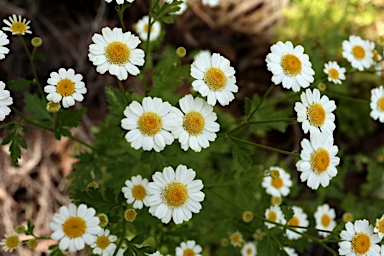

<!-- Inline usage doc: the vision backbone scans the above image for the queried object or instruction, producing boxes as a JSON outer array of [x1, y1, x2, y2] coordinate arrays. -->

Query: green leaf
[[105, 86, 129, 117], [361, 161, 384, 197], [227, 137, 253, 171], [56, 108, 86, 128], [1, 123, 28, 165], [24, 93, 53, 123], [244, 97, 252, 116], [34, 53, 45, 61], [7, 78, 32, 92], [257, 231, 288, 256], [130, 234, 146, 244], [281, 205, 294, 222]]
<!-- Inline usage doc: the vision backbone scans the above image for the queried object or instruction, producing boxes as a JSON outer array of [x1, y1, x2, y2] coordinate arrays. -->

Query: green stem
[[228, 135, 300, 157], [0, 120, 16, 130], [247, 117, 297, 125], [247, 83, 275, 122], [113, 208, 127, 256], [117, 5, 126, 31], [117, 79, 129, 104], [12, 107, 95, 151], [325, 91, 369, 104], [18, 35, 45, 100]]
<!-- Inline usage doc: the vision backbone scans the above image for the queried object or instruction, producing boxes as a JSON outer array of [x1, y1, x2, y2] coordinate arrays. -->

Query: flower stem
[[324, 91, 369, 104], [247, 83, 275, 122], [117, 5, 126, 31], [18, 35, 45, 100], [117, 79, 129, 104], [113, 208, 127, 256], [228, 135, 300, 157]]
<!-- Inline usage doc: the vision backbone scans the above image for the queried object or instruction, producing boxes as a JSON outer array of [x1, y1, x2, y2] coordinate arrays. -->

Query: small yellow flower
[[2, 14, 32, 35], [124, 209, 137, 222], [242, 211, 254, 223], [46, 101, 61, 113], [27, 239, 38, 249], [0, 232, 21, 252]]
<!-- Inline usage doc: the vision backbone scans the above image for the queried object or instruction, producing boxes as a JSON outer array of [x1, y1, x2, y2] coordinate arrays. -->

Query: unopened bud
[[31, 37, 42, 48], [176, 47, 186, 57]]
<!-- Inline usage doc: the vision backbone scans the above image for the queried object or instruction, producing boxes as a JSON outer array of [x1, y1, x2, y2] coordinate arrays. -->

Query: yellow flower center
[[163, 182, 189, 207], [5, 235, 20, 249], [204, 67, 227, 91], [352, 233, 370, 255], [138, 112, 162, 136], [124, 209, 137, 222], [230, 233, 241, 244], [11, 22, 27, 34], [242, 211, 254, 223], [307, 103, 326, 127], [328, 68, 339, 80], [377, 97, 384, 112], [281, 54, 302, 76], [144, 23, 154, 33], [352, 45, 366, 59], [132, 184, 146, 200], [310, 148, 330, 174], [271, 177, 284, 189], [246, 248, 253, 255], [57, 78, 75, 97], [377, 219, 384, 233], [267, 211, 277, 222], [105, 42, 130, 65], [183, 111, 205, 135], [288, 216, 300, 229], [62, 217, 87, 238], [321, 214, 331, 227], [183, 248, 195, 256], [373, 50, 379, 62], [96, 235, 110, 250]]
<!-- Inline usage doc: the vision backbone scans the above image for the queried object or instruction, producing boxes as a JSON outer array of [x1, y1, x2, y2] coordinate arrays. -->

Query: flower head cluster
[[342, 35, 373, 71], [172, 95, 220, 152], [314, 204, 337, 237], [323, 61, 346, 84], [339, 219, 381, 255], [0, 31, 10, 60], [121, 96, 181, 152], [2, 14, 32, 35], [0, 81, 13, 121], [147, 164, 205, 224], [190, 51, 238, 106], [44, 68, 87, 108], [294, 88, 336, 135], [135, 16, 161, 42], [266, 41, 315, 92], [49, 203, 101, 252], [88, 27, 145, 80]]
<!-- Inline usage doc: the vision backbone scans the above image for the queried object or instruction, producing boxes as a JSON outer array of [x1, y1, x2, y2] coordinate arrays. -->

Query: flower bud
[[31, 37, 42, 48]]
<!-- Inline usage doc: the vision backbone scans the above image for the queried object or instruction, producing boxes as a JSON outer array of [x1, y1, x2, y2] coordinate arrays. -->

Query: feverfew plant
[[1, 1, 384, 256]]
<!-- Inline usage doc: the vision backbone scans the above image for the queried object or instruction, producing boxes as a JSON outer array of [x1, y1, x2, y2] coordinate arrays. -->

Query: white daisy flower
[[261, 166, 292, 197], [0, 81, 13, 121], [342, 35, 373, 71], [0, 31, 10, 60], [314, 204, 337, 237], [44, 68, 87, 108], [370, 85, 384, 123], [264, 205, 286, 229], [265, 41, 315, 92], [230, 231, 244, 247], [49, 203, 101, 252], [241, 242, 256, 256], [190, 51, 238, 106], [370, 41, 383, 76], [88, 27, 145, 81], [286, 206, 309, 240], [175, 240, 202, 256], [90, 228, 117, 256], [202, 0, 220, 7], [296, 132, 340, 190], [194, 50, 211, 61], [323, 61, 346, 84], [121, 96, 181, 152], [105, 0, 134, 4], [122, 175, 149, 209], [374, 214, 384, 239], [135, 15, 161, 42], [2, 14, 32, 35], [294, 88, 336, 135], [147, 164, 205, 224], [172, 0, 188, 15], [172, 95, 220, 152], [338, 219, 381, 256], [381, 244, 384, 256], [147, 251, 163, 256], [0, 232, 20, 252], [284, 247, 298, 256]]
